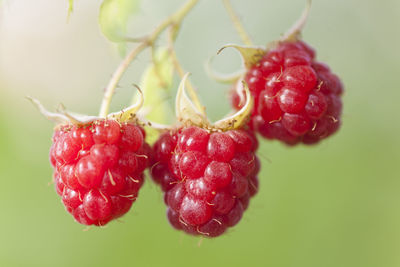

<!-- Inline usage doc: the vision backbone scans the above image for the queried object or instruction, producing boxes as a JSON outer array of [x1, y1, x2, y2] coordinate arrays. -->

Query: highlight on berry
[[28, 0, 343, 238]]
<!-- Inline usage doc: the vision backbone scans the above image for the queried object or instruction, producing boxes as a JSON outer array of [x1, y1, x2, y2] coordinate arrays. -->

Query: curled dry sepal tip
[[215, 0, 343, 146], [28, 93, 151, 226], [150, 74, 260, 238]]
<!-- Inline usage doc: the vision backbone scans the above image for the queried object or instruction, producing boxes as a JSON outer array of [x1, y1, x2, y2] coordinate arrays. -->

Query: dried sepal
[[27, 96, 70, 124], [174, 73, 253, 131], [217, 44, 265, 69], [213, 80, 253, 130], [57, 105, 101, 125], [28, 87, 144, 127], [205, 55, 245, 84], [175, 73, 210, 127], [233, 76, 246, 107], [108, 85, 144, 122], [27, 97, 98, 125], [280, 0, 312, 42], [137, 115, 172, 131]]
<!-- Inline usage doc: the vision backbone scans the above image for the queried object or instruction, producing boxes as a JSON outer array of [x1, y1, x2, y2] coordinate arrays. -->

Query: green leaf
[[99, 0, 140, 43], [135, 48, 174, 144], [68, 0, 74, 18]]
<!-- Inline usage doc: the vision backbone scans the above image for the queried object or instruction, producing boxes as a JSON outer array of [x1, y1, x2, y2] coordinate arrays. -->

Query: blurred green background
[[1, 0, 400, 266]]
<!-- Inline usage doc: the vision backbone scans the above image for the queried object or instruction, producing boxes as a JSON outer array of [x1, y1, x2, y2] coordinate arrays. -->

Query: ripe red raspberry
[[231, 40, 343, 145], [151, 126, 259, 237], [50, 120, 150, 226]]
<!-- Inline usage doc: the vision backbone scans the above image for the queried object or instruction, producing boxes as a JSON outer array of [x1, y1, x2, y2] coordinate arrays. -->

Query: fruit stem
[[99, 0, 199, 118], [281, 0, 312, 42], [222, 0, 253, 46], [167, 26, 207, 117]]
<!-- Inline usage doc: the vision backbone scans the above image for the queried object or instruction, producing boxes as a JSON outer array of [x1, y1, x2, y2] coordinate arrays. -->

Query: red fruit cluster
[[232, 41, 343, 145], [151, 126, 260, 237], [50, 120, 151, 226]]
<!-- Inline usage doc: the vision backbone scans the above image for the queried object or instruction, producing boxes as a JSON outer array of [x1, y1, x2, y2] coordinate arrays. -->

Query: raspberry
[[151, 127, 259, 237], [50, 120, 149, 226], [231, 41, 343, 145]]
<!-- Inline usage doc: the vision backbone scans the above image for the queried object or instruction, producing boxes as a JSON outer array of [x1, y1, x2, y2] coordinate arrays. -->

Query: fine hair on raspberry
[[151, 126, 260, 237], [50, 119, 151, 226], [232, 40, 343, 145]]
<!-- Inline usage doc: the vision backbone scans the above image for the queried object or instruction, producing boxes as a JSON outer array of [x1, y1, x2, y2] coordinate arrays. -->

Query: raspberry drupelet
[[147, 71, 259, 238], [151, 127, 260, 237], [224, 1, 343, 146], [232, 40, 343, 145], [50, 120, 151, 226]]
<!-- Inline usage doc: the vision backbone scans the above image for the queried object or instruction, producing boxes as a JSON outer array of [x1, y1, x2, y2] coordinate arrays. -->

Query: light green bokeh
[[0, 0, 399, 266]]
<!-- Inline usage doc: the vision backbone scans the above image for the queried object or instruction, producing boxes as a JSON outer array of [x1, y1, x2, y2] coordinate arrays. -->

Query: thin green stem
[[222, 0, 253, 46], [281, 0, 312, 42], [99, 0, 199, 118]]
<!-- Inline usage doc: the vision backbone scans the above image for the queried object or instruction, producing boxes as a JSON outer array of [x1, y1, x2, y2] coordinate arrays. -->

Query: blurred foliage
[[68, 0, 73, 17], [99, 0, 140, 42], [137, 47, 174, 144], [99, 0, 141, 54]]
